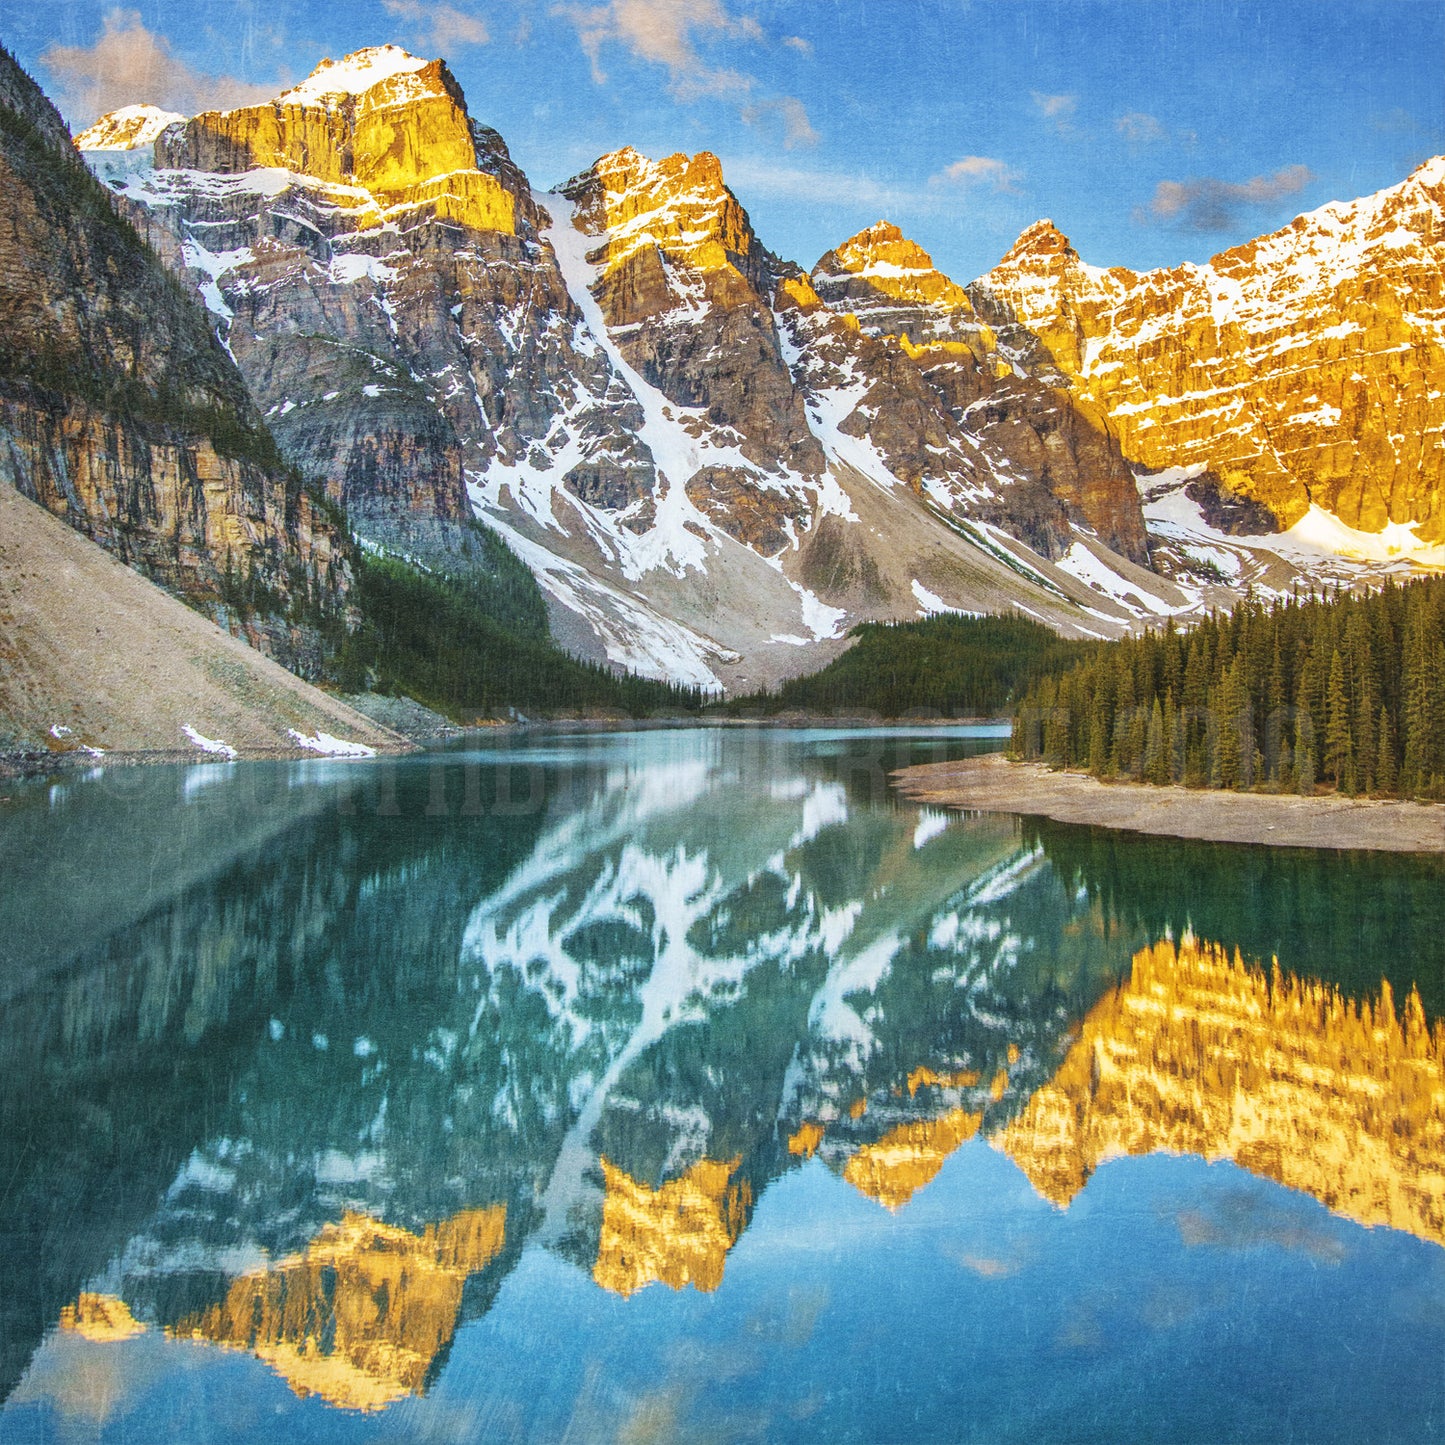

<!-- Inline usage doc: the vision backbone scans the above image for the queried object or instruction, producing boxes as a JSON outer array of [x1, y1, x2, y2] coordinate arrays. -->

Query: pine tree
[[1165, 689, 1186, 785], [1265, 632, 1288, 782], [1043, 690, 1069, 768], [1295, 736, 1316, 794], [1215, 655, 1257, 790], [1324, 648, 1354, 790], [1110, 653, 1137, 776], [1401, 599, 1435, 793], [1087, 686, 1109, 776], [1298, 641, 1326, 754], [1375, 705, 1398, 797], [1144, 697, 1167, 784]]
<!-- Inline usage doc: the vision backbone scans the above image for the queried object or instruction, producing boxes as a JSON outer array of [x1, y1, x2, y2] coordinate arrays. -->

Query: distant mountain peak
[[148, 41, 515, 233], [829, 220, 937, 276], [74, 104, 185, 151], [974, 159, 1445, 540], [276, 45, 432, 105], [998, 218, 1076, 266], [564, 145, 759, 281], [812, 220, 974, 319], [583, 146, 729, 199]]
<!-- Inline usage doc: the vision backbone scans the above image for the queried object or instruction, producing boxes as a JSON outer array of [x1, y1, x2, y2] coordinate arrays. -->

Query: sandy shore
[[893, 754, 1445, 854]]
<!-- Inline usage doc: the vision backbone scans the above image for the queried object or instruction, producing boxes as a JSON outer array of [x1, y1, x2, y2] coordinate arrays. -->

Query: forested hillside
[[733, 614, 1098, 719], [1012, 579, 1445, 798], [333, 542, 708, 719]]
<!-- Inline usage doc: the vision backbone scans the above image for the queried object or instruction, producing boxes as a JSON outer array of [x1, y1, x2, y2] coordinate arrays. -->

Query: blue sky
[[5, 1, 1441, 282]]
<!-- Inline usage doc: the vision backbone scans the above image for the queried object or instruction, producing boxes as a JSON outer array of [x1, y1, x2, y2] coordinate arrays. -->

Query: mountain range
[[6, 41, 1445, 706]]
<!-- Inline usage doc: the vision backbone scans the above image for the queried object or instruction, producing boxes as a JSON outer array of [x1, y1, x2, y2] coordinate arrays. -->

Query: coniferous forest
[[332, 547, 708, 720], [732, 614, 1098, 719], [1011, 577, 1445, 799]]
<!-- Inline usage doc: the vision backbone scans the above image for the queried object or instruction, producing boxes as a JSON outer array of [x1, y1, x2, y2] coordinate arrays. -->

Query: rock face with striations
[[558, 145, 826, 547], [563, 147, 824, 480], [0, 47, 351, 674], [802, 220, 1151, 564], [118, 45, 617, 563], [972, 159, 1445, 536]]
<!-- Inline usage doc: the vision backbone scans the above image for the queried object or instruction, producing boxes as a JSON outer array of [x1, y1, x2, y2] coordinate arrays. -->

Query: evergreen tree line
[[1011, 577, 1445, 799], [731, 613, 1099, 719], [331, 550, 708, 719]]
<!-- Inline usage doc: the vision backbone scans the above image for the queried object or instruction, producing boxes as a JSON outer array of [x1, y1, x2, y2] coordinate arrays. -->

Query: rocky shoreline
[[893, 754, 1445, 854]]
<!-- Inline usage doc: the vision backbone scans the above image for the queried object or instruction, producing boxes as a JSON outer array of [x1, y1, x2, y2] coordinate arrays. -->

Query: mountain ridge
[[972, 155, 1445, 537], [65, 44, 1445, 690]]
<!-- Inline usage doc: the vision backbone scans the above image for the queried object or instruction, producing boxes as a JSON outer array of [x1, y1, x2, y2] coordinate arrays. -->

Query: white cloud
[[1143, 164, 1314, 230], [741, 95, 819, 149], [554, 0, 818, 151], [782, 35, 813, 55], [1032, 91, 1075, 119], [40, 7, 278, 125], [1115, 111, 1164, 144], [930, 155, 1021, 192], [382, 0, 491, 51], [1031, 90, 1076, 135], [553, 0, 758, 98]]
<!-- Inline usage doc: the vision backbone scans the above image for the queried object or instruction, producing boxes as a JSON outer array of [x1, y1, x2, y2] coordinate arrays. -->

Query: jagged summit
[[148, 45, 515, 233], [575, 145, 728, 191], [564, 146, 736, 226], [277, 45, 430, 105], [813, 220, 975, 319], [827, 220, 934, 274], [997, 218, 1076, 267], [563, 145, 761, 281], [74, 104, 184, 151], [972, 155, 1445, 537]]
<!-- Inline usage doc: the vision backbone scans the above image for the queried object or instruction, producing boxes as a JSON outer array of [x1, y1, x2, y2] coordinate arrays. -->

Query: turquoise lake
[[1, 727, 1443, 1443]]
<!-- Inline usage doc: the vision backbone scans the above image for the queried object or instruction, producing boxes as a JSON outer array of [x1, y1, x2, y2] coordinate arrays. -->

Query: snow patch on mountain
[[473, 503, 729, 688], [278, 46, 428, 104], [74, 104, 184, 151], [535, 192, 717, 578], [1055, 540, 1177, 616]]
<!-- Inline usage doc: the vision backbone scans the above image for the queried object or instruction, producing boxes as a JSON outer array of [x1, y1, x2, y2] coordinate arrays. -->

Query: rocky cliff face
[[802, 220, 1151, 565], [113, 47, 579, 562], [0, 47, 351, 674], [563, 147, 824, 481], [972, 159, 1445, 537]]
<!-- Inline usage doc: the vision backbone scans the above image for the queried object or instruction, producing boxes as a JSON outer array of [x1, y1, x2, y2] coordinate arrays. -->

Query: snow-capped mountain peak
[[276, 45, 431, 105], [73, 104, 185, 151], [972, 152, 1445, 541]]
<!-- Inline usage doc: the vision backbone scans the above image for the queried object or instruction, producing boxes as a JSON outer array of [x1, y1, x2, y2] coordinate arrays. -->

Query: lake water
[[1, 727, 1443, 1444]]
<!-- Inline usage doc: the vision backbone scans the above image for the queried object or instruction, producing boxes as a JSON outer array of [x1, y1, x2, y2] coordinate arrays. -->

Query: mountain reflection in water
[[1000, 935, 1445, 1241], [2, 729, 1444, 1441]]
